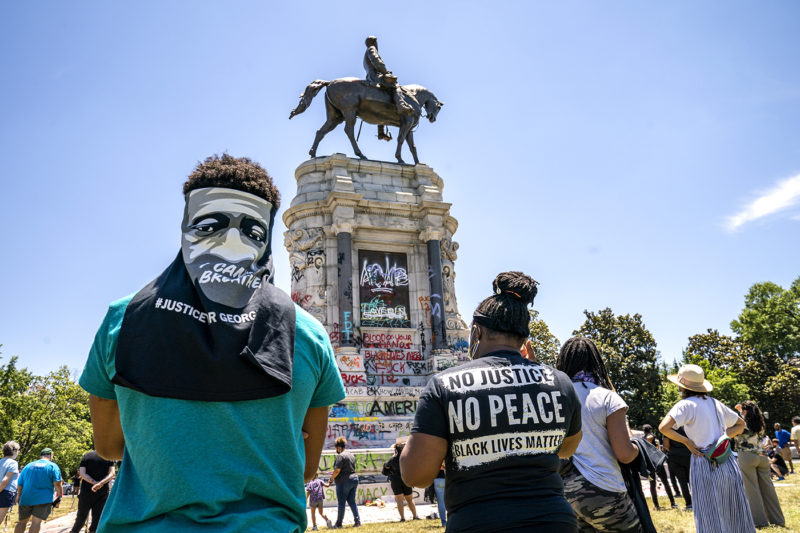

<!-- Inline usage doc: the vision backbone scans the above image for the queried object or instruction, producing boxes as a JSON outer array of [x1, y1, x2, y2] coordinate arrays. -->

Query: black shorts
[[0, 489, 15, 508], [390, 478, 412, 496], [18, 503, 52, 521]]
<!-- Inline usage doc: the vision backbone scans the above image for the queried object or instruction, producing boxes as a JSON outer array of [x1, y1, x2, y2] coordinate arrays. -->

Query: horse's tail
[[289, 80, 330, 119]]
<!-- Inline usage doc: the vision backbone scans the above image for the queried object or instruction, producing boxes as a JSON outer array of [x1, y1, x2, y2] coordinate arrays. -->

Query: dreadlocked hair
[[556, 336, 616, 391], [473, 271, 538, 341], [741, 400, 765, 434], [183, 153, 280, 207]]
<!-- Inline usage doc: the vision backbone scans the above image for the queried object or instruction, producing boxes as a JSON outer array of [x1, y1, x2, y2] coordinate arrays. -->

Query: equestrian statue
[[289, 36, 443, 165]]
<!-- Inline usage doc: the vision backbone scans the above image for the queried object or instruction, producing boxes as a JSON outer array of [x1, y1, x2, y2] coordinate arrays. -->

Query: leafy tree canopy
[[573, 308, 662, 428], [527, 309, 560, 367], [0, 348, 93, 477]]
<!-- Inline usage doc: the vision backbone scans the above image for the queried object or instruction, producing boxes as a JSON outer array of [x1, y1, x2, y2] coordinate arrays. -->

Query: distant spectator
[[70, 450, 115, 533], [735, 401, 784, 527], [642, 424, 677, 510], [433, 463, 446, 528], [773, 423, 794, 474], [767, 441, 788, 480], [305, 473, 332, 531], [0, 441, 21, 524], [382, 442, 419, 522], [659, 365, 754, 533], [662, 428, 692, 509], [792, 417, 800, 464], [326, 437, 360, 528], [14, 448, 62, 533]]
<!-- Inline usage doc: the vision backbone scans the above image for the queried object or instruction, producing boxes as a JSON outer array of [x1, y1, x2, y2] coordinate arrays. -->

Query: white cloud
[[725, 173, 800, 231]]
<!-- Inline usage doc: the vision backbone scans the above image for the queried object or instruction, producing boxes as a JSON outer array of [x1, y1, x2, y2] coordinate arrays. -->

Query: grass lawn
[[348, 479, 798, 532], [4, 495, 77, 531]]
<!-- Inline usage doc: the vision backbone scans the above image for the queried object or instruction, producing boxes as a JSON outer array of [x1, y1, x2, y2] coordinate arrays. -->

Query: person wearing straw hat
[[658, 364, 755, 533]]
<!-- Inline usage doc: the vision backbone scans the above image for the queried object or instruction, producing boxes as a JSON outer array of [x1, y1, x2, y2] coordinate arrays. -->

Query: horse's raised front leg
[[343, 111, 366, 159]]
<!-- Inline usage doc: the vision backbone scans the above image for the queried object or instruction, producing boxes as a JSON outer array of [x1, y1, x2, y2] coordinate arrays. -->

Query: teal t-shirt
[[18, 459, 61, 506], [79, 295, 345, 532]]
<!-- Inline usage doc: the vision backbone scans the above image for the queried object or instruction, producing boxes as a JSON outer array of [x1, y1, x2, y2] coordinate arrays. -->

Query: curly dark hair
[[183, 153, 280, 208], [741, 400, 765, 434], [556, 336, 615, 391], [473, 271, 538, 341]]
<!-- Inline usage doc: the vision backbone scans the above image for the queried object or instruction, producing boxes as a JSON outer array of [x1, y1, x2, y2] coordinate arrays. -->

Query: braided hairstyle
[[555, 336, 616, 391], [472, 271, 538, 341], [741, 400, 765, 434]]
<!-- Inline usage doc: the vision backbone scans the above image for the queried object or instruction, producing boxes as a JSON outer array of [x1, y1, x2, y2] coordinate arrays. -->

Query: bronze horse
[[289, 78, 443, 165]]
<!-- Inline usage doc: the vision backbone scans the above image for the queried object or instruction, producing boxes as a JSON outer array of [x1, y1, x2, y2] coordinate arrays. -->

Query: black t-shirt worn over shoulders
[[412, 350, 581, 532]]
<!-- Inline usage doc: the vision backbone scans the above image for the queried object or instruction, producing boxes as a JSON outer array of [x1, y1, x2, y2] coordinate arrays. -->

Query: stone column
[[422, 229, 447, 350], [335, 223, 355, 347]]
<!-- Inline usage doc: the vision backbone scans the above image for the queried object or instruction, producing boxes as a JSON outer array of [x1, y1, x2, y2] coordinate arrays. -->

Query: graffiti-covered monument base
[[283, 154, 469, 503]]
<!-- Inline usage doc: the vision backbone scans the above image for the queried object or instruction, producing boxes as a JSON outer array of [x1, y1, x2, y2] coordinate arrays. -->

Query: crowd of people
[[3, 155, 795, 532]]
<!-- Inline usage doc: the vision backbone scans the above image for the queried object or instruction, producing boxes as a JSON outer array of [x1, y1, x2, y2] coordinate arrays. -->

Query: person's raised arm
[[607, 408, 639, 464], [400, 432, 448, 488], [302, 406, 329, 483], [726, 416, 745, 438], [89, 395, 125, 461]]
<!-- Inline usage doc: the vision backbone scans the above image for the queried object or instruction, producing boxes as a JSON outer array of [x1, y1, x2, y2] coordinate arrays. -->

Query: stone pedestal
[[283, 154, 470, 457]]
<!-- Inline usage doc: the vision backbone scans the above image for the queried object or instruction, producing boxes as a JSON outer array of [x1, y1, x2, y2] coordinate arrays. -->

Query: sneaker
[[684, 505, 692, 512], [325, 518, 332, 529], [671, 503, 679, 509], [312, 527, 318, 531]]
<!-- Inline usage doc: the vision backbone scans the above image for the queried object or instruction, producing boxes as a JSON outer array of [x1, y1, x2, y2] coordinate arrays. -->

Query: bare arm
[[607, 408, 639, 464], [400, 432, 448, 488], [302, 406, 329, 483], [79, 466, 98, 485], [89, 395, 125, 461], [0, 471, 14, 492], [659, 415, 703, 457], [92, 465, 115, 492], [726, 417, 745, 438], [662, 436, 671, 452], [558, 430, 582, 459], [53, 480, 63, 505], [327, 467, 341, 486]]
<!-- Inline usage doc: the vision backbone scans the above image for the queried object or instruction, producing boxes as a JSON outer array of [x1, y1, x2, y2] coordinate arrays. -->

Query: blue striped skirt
[[689, 453, 755, 533]]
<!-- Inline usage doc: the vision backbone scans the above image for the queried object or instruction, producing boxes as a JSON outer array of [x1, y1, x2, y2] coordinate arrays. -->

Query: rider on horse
[[363, 36, 414, 140]]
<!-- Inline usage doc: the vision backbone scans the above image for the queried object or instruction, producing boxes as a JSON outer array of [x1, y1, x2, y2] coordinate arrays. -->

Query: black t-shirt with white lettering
[[412, 350, 581, 532], [79, 451, 114, 494]]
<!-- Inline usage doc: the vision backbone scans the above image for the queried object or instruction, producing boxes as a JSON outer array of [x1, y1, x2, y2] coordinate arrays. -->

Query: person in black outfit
[[642, 425, 677, 510], [70, 450, 114, 533], [382, 442, 419, 522], [400, 272, 583, 533], [663, 428, 692, 509]]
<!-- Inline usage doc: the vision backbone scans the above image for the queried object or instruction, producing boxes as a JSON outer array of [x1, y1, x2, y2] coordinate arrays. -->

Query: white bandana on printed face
[[181, 187, 274, 308]]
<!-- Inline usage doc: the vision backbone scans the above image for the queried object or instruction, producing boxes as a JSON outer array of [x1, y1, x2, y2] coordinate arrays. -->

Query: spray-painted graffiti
[[362, 348, 422, 361], [340, 372, 367, 386], [362, 333, 413, 349], [336, 354, 364, 372], [434, 355, 459, 372], [325, 418, 414, 448], [318, 483, 424, 506], [345, 386, 425, 398], [342, 311, 354, 345], [318, 449, 394, 474], [358, 250, 411, 328], [330, 400, 418, 419]]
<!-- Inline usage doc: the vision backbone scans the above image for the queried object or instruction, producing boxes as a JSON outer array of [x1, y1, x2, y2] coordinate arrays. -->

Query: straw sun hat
[[667, 364, 713, 393]]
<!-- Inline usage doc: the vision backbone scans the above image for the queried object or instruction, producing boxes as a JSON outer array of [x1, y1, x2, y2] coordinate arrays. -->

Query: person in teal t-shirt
[[80, 154, 345, 532]]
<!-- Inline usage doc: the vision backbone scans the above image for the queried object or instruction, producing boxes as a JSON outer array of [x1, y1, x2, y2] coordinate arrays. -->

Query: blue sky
[[1, 2, 799, 377]]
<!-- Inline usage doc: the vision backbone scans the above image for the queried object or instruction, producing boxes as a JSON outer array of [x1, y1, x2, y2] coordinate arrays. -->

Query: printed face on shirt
[[181, 187, 273, 307], [182, 188, 272, 265]]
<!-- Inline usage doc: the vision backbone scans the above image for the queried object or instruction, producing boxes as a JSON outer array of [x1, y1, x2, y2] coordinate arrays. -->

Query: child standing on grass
[[306, 473, 332, 530]]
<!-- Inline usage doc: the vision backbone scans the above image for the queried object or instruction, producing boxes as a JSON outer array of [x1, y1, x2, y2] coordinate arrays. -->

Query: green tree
[[527, 309, 561, 366], [574, 308, 662, 428], [0, 349, 93, 476], [731, 277, 800, 363]]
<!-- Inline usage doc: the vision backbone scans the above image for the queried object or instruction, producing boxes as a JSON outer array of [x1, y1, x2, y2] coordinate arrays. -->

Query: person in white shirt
[[658, 364, 754, 533]]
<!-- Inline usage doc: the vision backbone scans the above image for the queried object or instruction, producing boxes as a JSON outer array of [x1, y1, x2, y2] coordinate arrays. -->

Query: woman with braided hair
[[556, 336, 643, 532], [401, 272, 583, 532]]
